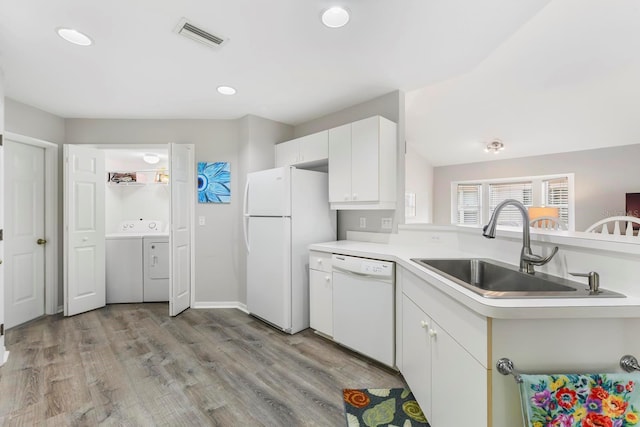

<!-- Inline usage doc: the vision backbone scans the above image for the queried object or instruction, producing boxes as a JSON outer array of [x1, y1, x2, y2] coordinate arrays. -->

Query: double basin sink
[[411, 258, 624, 299]]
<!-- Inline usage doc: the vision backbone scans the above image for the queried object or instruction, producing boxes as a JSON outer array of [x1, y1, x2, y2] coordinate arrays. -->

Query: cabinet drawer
[[309, 251, 332, 272], [400, 267, 488, 367]]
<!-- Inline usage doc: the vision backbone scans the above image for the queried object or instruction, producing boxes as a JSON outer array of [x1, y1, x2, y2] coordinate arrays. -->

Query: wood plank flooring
[[0, 304, 405, 426]]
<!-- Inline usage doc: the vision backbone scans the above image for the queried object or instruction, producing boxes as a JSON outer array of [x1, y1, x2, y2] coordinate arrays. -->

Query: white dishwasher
[[332, 254, 395, 367]]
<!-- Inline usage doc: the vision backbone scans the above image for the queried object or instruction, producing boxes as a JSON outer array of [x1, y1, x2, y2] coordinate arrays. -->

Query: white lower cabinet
[[309, 269, 333, 336], [309, 251, 333, 337], [401, 295, 433, 414], [399, 267, 488, 426]]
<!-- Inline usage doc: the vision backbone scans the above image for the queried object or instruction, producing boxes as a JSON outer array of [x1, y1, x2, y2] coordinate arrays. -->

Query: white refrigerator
[[244, 166, 336, 334]]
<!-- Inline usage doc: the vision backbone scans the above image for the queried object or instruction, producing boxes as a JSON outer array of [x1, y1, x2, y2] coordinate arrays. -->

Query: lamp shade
[[528, 206, 559, 220]]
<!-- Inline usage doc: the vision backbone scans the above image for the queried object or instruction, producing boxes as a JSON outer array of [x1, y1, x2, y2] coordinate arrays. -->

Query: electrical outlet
[[381, 217, 393, 229], [359, 217, 367, 228], [199, 216, 205, 226]]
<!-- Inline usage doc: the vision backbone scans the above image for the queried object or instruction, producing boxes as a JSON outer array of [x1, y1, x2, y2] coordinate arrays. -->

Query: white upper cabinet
[[328, 116, 397, 210], [275, 130, 328, 168]]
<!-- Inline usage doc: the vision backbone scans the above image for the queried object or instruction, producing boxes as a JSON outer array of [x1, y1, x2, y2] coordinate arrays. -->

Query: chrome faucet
[[482, 199, 559, 274]]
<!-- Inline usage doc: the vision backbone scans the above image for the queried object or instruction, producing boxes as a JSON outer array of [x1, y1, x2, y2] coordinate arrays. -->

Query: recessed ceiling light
[[217, 86, 236, 95], [57, 28, 92, 46], [321, 7, 350, 28]]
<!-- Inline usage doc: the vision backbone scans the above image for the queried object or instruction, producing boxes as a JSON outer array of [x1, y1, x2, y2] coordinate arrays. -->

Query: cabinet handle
[[420, 320, 429, 329], [325, 275, 330, 282], [317, 259, 323, 265], [353, 193, 358, 200], [428, 329, 437, 338]]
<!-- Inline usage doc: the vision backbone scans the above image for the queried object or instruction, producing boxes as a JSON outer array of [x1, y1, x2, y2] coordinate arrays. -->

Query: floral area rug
[[343, 388, 431, 427]]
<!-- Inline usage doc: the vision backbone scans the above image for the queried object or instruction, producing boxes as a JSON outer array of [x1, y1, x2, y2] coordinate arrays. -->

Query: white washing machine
[[106, 220, 169, 303]]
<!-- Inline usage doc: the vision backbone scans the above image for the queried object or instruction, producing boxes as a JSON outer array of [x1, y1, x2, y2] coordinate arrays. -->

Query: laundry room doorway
[[63, 143, 195, 317]]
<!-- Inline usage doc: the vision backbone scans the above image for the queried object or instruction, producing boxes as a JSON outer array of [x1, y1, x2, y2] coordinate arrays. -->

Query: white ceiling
[[406, 0, 640, 165], [4, 1, 634, 167], [0, 0, 550, 127]]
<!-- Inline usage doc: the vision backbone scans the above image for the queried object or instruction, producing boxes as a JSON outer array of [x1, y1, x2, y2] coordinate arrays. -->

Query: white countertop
[[309, 240, 640, 319]]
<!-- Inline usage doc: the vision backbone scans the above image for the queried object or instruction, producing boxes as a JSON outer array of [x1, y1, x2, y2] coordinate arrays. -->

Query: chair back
[[584, 216, 640, 237], [529, 216, 567, 230]]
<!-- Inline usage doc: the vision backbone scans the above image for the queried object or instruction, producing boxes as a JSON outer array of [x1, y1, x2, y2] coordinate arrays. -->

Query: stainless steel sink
[[411, 258, 625, 299]]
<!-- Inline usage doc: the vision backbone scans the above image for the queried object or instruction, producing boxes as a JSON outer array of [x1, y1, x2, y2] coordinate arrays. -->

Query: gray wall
[[66, 116, 292, 305], [5, 100, 292, 307], [5, 98, 65, 144], [65, 118, 243, 304], [433, 143, 640, 231], [405, 145, 433, 222], [294, 90, 406, 239]]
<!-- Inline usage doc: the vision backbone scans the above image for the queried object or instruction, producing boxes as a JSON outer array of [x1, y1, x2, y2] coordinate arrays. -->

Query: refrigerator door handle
[[243, 178, 250, 252], [243, 177, 250, 217]]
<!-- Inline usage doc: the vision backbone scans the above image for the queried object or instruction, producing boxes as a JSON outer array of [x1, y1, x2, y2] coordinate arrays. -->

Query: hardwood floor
[[0, 304, 405, 426]]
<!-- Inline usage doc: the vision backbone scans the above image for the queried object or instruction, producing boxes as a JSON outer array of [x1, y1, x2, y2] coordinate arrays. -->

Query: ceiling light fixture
[[142, 153, 160, 164], [217, 86, 236, 95], [484, 139, 505, 154], [321, 6, 350, 28], [56, 28, 92, 46]]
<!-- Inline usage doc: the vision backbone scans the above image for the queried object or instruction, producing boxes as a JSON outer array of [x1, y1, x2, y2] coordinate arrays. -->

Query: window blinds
[[489, 182, 533, 226], [544, 177, 569, 223], [457, 184, 481, 225]]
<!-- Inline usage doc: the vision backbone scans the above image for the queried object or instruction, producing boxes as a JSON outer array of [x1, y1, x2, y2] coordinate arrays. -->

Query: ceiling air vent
[[174, 18, 228, 49]]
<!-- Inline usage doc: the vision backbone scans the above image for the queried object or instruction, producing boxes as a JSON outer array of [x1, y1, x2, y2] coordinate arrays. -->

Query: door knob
[[37, 238, 47, 245]]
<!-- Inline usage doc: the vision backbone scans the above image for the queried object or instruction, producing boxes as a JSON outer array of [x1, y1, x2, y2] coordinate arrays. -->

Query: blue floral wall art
[[198, 162, 230, 203]]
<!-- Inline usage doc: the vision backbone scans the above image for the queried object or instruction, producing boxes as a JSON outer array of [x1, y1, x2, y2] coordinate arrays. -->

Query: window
[[451, 174, 574, 230], [457, 184, 481, 225], [489, 182, 533, 226], [543, 178, 569, 224]]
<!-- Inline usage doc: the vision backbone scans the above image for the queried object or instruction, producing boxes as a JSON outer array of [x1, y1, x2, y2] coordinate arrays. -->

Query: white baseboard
[[57, 305, 64, 314], [1, 350, 9, 366], [191, 301, 248, 313]]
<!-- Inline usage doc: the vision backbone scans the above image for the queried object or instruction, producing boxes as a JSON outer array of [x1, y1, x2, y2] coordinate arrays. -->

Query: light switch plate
[[199, 216, 205, 226], [359, 217, 367, 228]]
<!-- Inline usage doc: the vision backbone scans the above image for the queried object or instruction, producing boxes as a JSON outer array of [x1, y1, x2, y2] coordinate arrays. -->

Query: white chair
[[530, 216, 568, 231], [584, 216, 640, 237]]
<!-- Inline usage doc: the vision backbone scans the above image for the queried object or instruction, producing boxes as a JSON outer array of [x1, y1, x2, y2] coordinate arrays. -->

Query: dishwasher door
[[332, 255, 395, 367]]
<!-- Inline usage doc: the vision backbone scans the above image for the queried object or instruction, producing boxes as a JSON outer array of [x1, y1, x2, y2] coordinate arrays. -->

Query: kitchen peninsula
[[310, 225, 640, 426]]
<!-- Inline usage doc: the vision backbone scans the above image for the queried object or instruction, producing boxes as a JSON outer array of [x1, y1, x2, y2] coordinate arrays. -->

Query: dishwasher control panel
[[332, 254, 394, 279]]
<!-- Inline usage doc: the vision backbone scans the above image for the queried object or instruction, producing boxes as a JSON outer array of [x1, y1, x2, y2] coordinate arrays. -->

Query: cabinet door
[[275, 140, 299, 167], [309, 269, 333, 336], [431, 321, 488, 427], [328, 124, 352, 202], [298, 131, 328, 165], [401, 295, 433, 419], [351, 116, 379, 202]]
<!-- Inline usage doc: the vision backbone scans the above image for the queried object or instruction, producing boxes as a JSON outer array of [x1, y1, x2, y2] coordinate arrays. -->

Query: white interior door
[[5, 141, 45, 328], [0, 140, 6, 366], [64, 145, 106, 316], [169, 143, 193, 316]]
